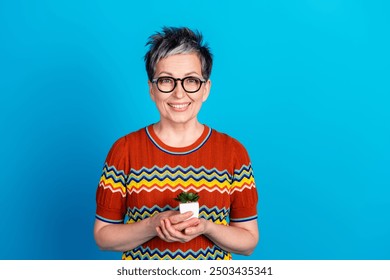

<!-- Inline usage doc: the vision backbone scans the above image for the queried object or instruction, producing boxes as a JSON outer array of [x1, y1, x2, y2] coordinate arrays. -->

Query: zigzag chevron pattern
[[98, 164, 127, 197], [102, 164, 127, 185], [98, 164, 255, 196], [127, 184, 230, 195], [123, 245, 231, 260], [126, 164, 255, 192], [126, 205, 175, 222], [126, 205, 230, 223], [128, 165, 231, 181]]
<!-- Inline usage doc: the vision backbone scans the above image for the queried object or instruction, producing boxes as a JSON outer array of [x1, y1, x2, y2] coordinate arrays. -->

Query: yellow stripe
[[100, 177, 126, 194], [130, 170, 231, 181], [127, 178, 229, 190], [231, 177, 255, 189]]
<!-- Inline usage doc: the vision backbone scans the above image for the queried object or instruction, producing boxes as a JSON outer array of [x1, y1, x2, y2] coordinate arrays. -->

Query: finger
[[164, 219, 186, 237], [169, 211, 193, 224], [155, 227, 166, 241], [156, 226, 175, 243], [186, 217, 201, 227], [184, 220, 205, 236], [164, 219, 189, 242], [184, 225, 201, 236], [160, 220, 181, 242], [173, 217, 200, 232], [159, 220, 172, 240]]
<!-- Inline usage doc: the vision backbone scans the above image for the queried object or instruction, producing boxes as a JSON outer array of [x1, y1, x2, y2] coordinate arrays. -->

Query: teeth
[[170, 103, 190, 109]]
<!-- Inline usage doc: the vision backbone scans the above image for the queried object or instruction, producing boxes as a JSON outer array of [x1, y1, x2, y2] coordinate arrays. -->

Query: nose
[[172, 81, 186, 99]]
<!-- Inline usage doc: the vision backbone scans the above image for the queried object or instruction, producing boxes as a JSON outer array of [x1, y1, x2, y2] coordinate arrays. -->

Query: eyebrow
[[184, 71, 201, 76], [157, 71, 202, 77], [158, 71, 173, 76]]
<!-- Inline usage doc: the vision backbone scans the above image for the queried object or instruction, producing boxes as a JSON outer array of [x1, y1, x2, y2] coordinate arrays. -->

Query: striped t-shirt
[[96, 124, 258, 260]]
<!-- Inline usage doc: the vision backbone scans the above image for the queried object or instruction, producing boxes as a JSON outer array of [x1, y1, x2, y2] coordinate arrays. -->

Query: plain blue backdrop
[[0, 0, 389, 260]]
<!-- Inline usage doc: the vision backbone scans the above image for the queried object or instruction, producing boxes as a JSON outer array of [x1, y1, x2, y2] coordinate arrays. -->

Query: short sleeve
[[95, 137, 129, 224], [229, 140, 258, 222]]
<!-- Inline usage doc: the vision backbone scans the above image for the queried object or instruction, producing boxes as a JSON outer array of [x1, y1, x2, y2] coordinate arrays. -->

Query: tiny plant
[[174, 191, 199, 203]]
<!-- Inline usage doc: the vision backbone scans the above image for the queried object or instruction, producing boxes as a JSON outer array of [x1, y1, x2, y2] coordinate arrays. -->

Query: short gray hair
[[144, 27, 213, 81]]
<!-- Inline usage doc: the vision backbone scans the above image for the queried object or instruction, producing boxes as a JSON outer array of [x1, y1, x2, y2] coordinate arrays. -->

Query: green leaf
[[174, 191, 200, 203]]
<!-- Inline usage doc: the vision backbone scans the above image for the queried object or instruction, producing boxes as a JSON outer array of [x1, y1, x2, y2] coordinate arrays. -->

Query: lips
[[168, 102, 191, 109]]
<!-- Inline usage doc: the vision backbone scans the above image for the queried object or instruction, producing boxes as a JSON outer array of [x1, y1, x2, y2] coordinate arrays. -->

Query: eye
[[159, 78, 173, 84], [185, 77, 200, 84]]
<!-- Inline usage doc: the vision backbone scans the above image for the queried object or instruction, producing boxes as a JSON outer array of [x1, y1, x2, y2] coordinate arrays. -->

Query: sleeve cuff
[[230, 215, 257, 222]]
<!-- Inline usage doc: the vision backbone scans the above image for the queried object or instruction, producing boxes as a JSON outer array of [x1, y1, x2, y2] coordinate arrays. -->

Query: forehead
[[155, 53, 202, 76]]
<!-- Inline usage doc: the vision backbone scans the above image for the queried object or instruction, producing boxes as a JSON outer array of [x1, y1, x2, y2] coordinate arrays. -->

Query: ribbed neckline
[[145, 124, 212, 155]]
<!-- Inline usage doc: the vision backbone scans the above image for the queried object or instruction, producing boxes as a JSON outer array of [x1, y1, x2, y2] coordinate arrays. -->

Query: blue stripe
[[101, 164, 127, 185], [230, 215, 258, 223], [95, 214, 124, 224]]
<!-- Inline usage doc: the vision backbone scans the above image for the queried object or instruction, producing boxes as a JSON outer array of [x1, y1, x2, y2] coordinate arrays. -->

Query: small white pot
[[179, 202, 199, 219]]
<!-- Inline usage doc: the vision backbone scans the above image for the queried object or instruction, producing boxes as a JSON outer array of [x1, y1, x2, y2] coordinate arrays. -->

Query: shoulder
[[209, 127, 248, 152], [108, 126, 147, 154], [114, 126, 146, 144], [207, 127, 252, 167]]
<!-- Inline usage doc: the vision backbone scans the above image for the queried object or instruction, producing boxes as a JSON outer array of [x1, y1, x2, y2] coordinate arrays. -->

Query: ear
[[202, 79, 211, 102], [148, 80, 156, 102]]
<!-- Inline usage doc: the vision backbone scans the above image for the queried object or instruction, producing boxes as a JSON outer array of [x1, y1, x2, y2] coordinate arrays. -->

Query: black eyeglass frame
[[151, 76, 206, 93]]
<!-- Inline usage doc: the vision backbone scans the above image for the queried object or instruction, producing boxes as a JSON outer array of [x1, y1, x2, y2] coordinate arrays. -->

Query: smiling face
[[148, 53, 211, 127]]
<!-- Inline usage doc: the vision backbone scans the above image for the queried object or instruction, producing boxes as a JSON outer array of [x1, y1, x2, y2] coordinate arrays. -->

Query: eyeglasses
[[152, 76, 206, 93]]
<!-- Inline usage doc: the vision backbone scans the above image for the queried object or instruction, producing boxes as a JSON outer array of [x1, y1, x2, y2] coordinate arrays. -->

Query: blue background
[[0, 0, 389, 260]]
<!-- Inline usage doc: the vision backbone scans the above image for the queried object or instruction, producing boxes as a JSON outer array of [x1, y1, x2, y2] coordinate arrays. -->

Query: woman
[[94, 27, 259, 260]]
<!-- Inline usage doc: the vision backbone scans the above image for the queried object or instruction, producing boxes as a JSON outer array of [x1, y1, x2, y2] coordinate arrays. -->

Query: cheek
[[154, 94, 168, 104], [193, 98, 205, 110]]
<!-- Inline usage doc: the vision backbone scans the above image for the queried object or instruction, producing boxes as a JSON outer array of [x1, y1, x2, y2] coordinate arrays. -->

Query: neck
[[153, 120, 204, 147]]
